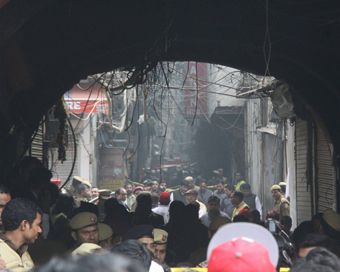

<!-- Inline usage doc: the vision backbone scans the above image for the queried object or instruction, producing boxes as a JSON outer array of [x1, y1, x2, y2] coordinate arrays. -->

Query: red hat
[[159, 192, 170, 202], [208, 238, 276, 272]]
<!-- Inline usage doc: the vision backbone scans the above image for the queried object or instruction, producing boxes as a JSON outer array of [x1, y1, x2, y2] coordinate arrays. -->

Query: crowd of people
[[0, 157, 340, 272]]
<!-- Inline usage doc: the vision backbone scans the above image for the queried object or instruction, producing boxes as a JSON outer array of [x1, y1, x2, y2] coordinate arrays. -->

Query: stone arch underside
[[1, 0, 340, 179]]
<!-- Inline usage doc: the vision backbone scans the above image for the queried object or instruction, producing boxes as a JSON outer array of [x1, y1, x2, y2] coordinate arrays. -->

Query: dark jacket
[[197, 189, 213, 206], [172, 190, 187, 204], [243, 193, 257, 210]]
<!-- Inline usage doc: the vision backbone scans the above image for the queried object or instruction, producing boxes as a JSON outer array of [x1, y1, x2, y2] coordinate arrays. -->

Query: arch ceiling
[[1, 0, 340, 168]]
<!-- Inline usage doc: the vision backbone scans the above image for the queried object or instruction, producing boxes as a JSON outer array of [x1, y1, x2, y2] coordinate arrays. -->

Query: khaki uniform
[[0, 232, 34, 272], [273, 195, 290, 217], [66, 186, 77, 198]]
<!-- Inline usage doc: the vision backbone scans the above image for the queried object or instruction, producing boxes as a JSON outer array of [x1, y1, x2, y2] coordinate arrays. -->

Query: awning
[[64, 82, 108, 114]]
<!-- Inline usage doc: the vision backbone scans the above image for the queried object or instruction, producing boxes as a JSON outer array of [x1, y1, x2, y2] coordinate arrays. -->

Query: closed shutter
[[50, 132, 78, 186], [316, 123, 336, 212], [30, 123, 44, 162], [295, 118, 312, 225]]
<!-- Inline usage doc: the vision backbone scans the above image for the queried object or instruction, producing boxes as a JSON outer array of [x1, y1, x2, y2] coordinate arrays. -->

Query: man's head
[[208, 196, 221, 215], [160, 181, 167, 190], [2, 198, 42, 245], [78, 184, 90, 198], [72, 176, 83, 189], [154, 228, 168, 263], [136, 192, 153, 212], [123, 225, 155, 254], [124, 182, 133, 196], [133, 186, 144, 197], [185, 176, 195, 189], [91, 187, 99, 199], [296, 233, 331, 258], [159, 192, 170, 206], [0, 185, 11, 225], [230, 190, 243, 206], [290, 247, 340, 272], [70, 212, 99, 246], [216, 181, 225, 193], [235, 172, 243, 182], [225, 184, 234, 197], [115, 188, 127, 202], [151, 180, 159, 192], [212, 170, 219, 179], [217, 168, 223, 176], [98, 189, 111, 205], [280, 216, 292, 235], [98, 223, 113, 248], [112, 240, 152, 272], [200, 180, 208, 192], [143, 180, 153, 192], [18, 156, 42, 184], [320, 209, 340, 239], [270, 185, 282, 200], [241, 183, 251, 197], [180, 180, 189, 193], [28, 166, 53, 194], [185, 189, 198, 204], [279, 182, 286, 194]]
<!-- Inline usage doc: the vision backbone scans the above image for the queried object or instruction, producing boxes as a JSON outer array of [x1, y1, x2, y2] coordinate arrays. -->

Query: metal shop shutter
[[295, 118, 312, 225], [316, 123, 336, 212], [29, 123, 44, 162]]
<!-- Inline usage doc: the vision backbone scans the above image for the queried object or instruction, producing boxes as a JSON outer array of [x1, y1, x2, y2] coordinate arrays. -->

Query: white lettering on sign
[[190, 98, 196, 107], [186, 109, 201, 116], [66, 101, 81, 110], [74, 102, 81, 109], [66, 102, 73, 109], [190, 65, 197, 75]]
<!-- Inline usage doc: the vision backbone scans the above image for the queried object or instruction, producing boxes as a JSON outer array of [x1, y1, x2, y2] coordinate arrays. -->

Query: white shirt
[[197, 201, 207, 219], [149, 260, 164, 272], [152, 205, 170, 224], [255, 196, 262, 219]]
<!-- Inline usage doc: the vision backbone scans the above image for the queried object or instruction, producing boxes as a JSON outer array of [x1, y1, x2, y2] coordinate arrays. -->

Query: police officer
[[154, 228, 168, 264], [70, 212, 99, 251], [270, 185, 290, 218]]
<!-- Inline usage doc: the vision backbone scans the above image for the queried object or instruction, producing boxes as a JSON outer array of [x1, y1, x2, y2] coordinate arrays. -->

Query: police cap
[[98, 223, 113, 241], [270, 185, 281, 192], [70, 212, 98, 230], [154, 229, 168, 244]]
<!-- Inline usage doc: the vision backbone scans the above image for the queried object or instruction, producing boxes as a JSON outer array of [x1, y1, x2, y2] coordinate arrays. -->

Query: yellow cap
[[154, 228, 168, 244], [279, 182, 286, 186], [81, 178, 92, 188], [98, 189, 111, 200], [74, 176, 92, 188], [184, 176, 193, 182], [323, 209, 340, 232], [270, 185, 281, 192], [184, 189, 198, 196], [72, 243, 101, 255], [70, 212, 98, 230], [98, 223, 113, 241]]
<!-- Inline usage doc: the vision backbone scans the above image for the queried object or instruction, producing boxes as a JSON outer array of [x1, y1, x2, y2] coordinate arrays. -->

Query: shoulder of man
[[280, 197, 290, 205]]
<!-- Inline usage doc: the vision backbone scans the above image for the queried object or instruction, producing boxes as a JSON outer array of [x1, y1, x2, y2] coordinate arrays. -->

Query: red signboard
[[184, 62, 208, 117], [64, 82, 108, 114]]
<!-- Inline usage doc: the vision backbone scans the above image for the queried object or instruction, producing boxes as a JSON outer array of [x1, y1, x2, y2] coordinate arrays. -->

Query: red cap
[[208, 238, 276, 272], [159, 192, 170, 202]]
